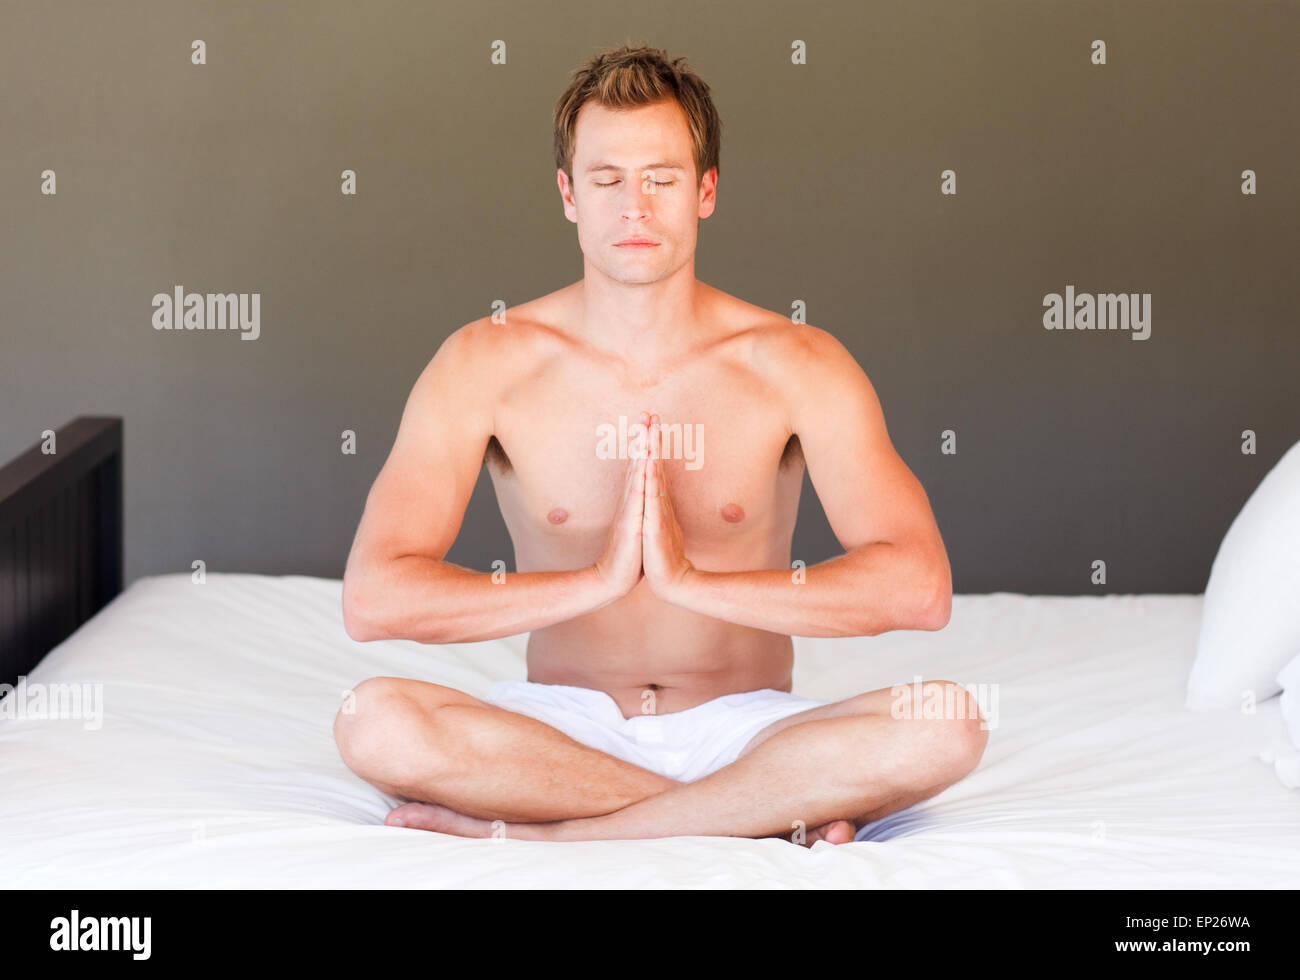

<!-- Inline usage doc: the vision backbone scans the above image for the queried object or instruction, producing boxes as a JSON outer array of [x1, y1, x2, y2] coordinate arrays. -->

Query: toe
[[385, 803, 415, 827], [826, 820, 857, 844], [806, 819, 856, 846]]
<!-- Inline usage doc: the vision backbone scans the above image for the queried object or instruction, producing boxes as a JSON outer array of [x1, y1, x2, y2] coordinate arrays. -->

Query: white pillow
[[1186, 439, 1300, 709]]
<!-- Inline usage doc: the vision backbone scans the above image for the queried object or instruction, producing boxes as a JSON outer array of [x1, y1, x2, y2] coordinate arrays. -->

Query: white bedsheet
[[1, 573, 1296, 888]]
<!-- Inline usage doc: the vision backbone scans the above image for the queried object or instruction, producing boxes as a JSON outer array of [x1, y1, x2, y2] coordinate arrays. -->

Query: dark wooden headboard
[[0, 416, 123, 689]]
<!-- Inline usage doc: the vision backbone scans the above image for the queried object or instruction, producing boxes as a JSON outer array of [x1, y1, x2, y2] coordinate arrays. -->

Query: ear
[[557, 169, 578, 223], [697, 166, 718, 219]]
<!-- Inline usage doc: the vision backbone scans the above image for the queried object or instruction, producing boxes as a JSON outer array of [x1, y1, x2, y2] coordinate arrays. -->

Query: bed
[[2, 418, 1297, 888]]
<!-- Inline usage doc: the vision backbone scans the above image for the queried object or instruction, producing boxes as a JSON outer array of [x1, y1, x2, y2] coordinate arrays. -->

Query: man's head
[[553, 44, 722, 284]]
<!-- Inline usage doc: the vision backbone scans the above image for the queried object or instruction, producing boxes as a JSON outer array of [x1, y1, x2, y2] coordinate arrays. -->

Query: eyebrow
[[584, 161, 687, 174]]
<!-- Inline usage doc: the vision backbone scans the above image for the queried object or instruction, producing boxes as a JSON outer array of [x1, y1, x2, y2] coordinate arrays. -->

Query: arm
[[653, 326, 951, 637], [341, 322, 617, 645]]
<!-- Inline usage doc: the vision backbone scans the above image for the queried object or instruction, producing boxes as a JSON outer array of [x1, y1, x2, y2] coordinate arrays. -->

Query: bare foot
[[386, 802, 500, 838], [386, 801, 856, 846], [804, 819, 857, 845]]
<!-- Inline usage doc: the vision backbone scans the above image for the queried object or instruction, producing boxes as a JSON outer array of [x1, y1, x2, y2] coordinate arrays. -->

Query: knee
[[919, 680, 988, 777], [883, 679, 987, 783], [333, 676, 425, 777]]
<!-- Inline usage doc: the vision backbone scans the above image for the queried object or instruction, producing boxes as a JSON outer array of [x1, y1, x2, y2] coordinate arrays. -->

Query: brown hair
[[553, 43, 722, 190]]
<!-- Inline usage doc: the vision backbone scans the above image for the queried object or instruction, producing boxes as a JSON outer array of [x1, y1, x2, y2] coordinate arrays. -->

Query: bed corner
[[0, 415, 123, 688]]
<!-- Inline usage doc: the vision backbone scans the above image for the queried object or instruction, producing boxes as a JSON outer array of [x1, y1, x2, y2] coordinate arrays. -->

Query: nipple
[[721, 502, 745, 523], [547, 507, 569, 525]]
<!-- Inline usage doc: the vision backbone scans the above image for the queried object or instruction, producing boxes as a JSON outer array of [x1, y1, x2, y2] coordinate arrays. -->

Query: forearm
[[666, 542, 945, 638], [343, 555, 616, 644]]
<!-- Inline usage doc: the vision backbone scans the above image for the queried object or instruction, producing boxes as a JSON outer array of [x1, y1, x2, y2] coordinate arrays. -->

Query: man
[[334, 44, 986, 846]]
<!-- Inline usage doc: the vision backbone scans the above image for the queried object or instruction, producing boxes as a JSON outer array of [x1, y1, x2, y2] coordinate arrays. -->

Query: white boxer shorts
[[485, 680, 831, 782]]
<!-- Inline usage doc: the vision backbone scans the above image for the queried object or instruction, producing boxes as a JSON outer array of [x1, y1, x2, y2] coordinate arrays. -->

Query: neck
[[574, 257, 705, 370]]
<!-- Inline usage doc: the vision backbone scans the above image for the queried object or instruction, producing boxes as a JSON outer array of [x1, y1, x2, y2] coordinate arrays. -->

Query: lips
[[615, 239, 658, 246]]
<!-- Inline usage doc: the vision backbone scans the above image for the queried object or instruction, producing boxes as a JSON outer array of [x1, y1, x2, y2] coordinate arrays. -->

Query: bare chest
[[484, 355, 804, 570]]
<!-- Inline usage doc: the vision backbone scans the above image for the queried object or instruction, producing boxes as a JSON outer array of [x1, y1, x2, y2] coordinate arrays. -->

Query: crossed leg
[[335, 677, 857, 840], [334, 676, 679, 823], [334, 677, 987, 845]]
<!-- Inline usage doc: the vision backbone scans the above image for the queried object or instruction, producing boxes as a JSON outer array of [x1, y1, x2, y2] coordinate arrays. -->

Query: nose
[[620, 175, 656, 220]]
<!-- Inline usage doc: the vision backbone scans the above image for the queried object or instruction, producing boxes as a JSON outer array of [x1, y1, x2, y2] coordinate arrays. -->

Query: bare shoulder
[[740, 312, 878, 439], [700, 286, 850, 371], [701, 287, 859, 394], [424, 291, 572, 396], [757, 318, 858, 378]]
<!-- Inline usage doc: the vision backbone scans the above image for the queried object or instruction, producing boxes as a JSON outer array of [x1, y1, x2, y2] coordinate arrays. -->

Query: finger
[[645, 424, 659, 502], [617, 443, 638, 519], [625, 415, 645, 515], [643, 453, 653, 514], [632, 434, 646, 526], [650, 417, 670, 503], [643, 463, 659, 538], [631, 411, 652, 473], [634, 413, 648, 461], [655, 416, 671, 493], [635, 411, 648, 461], [625, 431, 642, 489]]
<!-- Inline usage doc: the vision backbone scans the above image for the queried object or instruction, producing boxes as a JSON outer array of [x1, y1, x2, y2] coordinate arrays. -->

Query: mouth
[[615, 239, 659, 247]]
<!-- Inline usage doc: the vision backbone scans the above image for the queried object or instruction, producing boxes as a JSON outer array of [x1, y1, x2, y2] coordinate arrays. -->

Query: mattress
[[1, 573, 1296, 888]]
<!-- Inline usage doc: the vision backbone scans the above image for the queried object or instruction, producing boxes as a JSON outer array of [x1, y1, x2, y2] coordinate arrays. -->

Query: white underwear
[[485, 680, 831, 783]]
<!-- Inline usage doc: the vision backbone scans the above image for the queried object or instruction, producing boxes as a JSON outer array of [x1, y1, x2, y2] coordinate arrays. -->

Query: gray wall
[[2, 0, 1296, 595]]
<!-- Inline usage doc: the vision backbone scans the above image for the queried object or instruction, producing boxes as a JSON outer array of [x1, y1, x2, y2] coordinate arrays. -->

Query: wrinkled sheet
[[1, 573, 1296, 888]]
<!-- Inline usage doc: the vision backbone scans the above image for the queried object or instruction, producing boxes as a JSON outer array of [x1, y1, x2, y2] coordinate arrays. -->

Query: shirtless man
[[334, 44, 986, 846]]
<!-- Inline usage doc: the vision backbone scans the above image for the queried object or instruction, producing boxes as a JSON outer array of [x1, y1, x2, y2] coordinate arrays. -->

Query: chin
[[605, 263, 664, 284]]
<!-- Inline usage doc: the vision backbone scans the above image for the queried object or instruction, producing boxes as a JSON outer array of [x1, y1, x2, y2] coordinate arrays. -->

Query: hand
[[592, 411, 649, 601], [642, 413, 695, 600]]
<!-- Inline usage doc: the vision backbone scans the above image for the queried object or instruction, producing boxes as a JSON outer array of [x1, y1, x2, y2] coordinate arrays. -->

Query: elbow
[[342, 579, 385, 642], [342, 567, 450, 644], [916, 566, 952, 631]]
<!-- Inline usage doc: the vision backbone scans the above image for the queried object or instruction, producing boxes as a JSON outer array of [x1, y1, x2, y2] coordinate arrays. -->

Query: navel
[[547, 507, 569, 525], [721, 502, 745, 523]]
